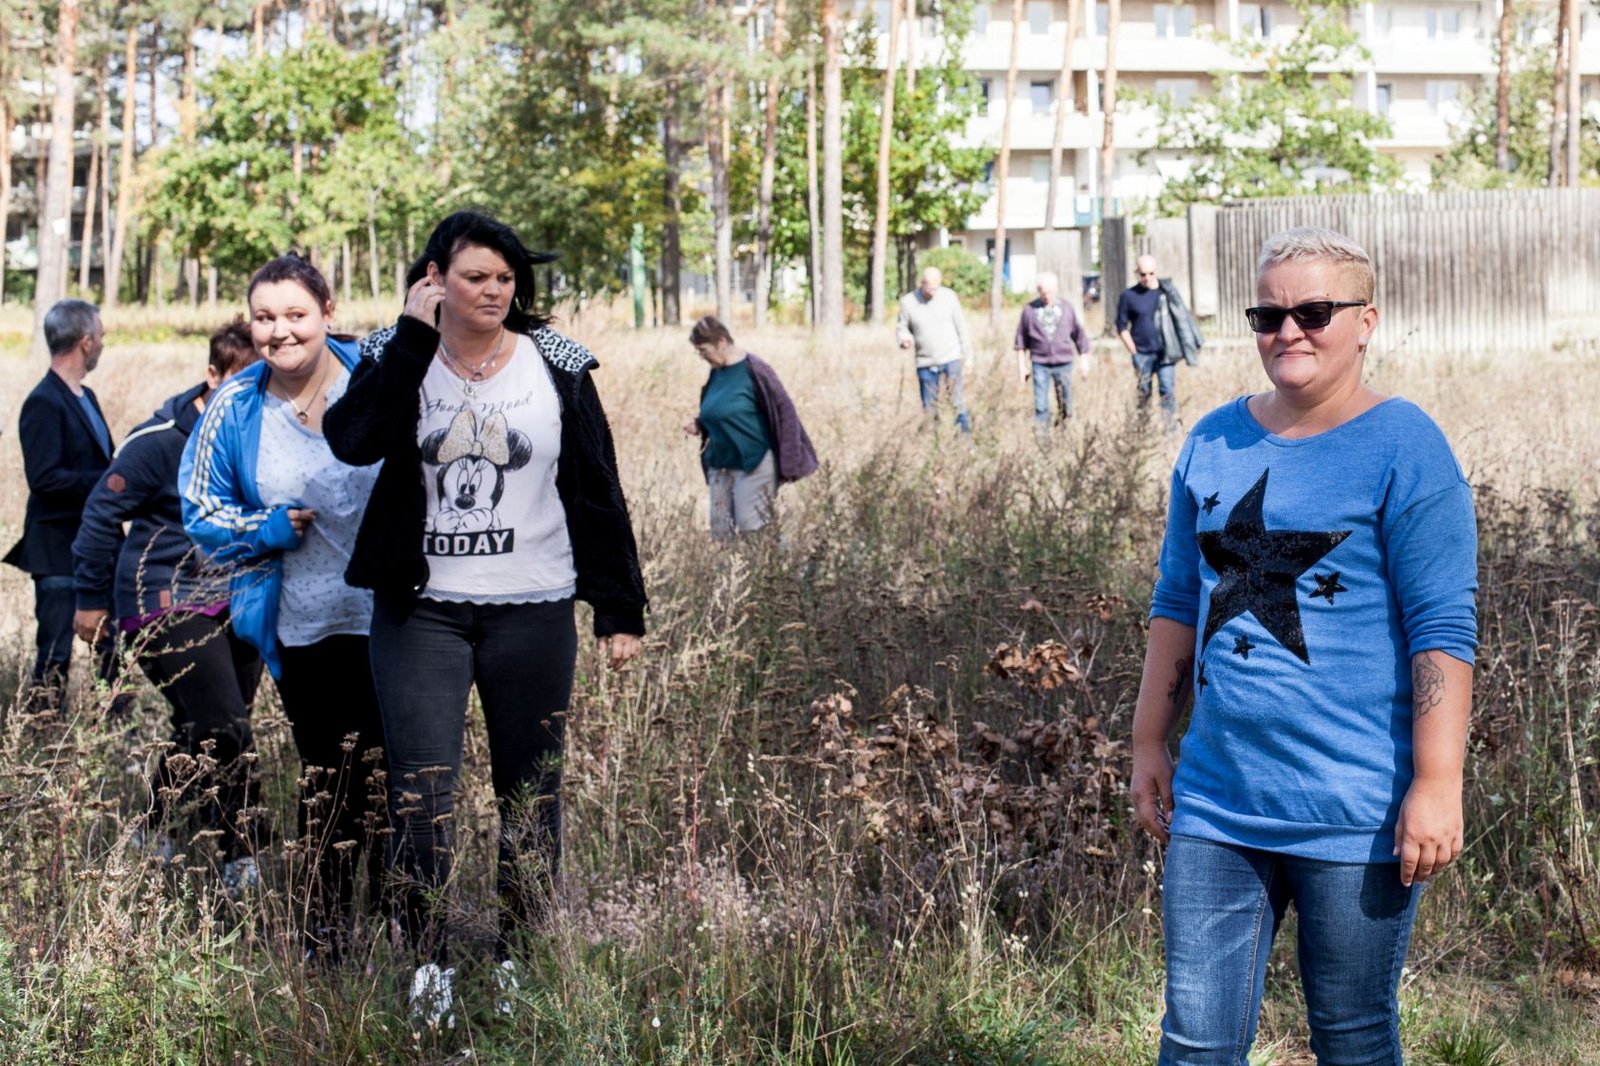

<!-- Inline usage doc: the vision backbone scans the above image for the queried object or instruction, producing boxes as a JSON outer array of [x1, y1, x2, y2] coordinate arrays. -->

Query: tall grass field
[[0, 302, 1596, 1064]]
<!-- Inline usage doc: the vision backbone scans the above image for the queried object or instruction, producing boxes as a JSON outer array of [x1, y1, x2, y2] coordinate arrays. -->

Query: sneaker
[[408, 963, 456, 1029], [492, 958, 520, 1016], [222, 856, 259, 899]]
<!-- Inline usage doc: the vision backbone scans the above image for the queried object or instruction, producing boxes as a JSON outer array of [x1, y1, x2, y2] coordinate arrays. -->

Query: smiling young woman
[[1129, 227, 1478, 1063], [324, 211, 648, 1024], [179, 254, 387, 962]]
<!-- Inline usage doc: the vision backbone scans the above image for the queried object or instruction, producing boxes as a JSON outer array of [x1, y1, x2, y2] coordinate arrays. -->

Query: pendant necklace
[[439, 328, 507, 399], [280, 358, 335, 425]]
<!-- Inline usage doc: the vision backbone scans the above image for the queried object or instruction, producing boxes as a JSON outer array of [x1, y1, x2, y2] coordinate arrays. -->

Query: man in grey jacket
[[896, 267, 973, 433]]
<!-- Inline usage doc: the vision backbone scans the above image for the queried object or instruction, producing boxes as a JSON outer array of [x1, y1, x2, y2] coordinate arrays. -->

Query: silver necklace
[[275, 358, 335, 425], [438, 329, 506, 398]]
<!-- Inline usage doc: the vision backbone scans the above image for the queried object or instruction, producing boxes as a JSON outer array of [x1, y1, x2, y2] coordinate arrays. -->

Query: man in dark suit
[[4, 299, 118, 711]]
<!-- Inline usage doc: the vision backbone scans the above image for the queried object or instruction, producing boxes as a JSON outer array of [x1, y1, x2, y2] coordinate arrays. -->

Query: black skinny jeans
[[135, 610, 264, 862], [370, 596, 577, 962], [275, 634, 389, 954]]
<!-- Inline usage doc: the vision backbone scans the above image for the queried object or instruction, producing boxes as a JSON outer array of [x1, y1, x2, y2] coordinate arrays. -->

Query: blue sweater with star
[[1150, 397, 1478, 863]]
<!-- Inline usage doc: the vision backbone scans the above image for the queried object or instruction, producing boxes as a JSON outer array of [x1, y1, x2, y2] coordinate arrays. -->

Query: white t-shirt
[[418, 333, 576, 603], [255, 368, 379, 646]]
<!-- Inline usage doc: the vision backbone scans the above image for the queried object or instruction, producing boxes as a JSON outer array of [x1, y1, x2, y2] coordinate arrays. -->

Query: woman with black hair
[[325, 210, 647, 1022]]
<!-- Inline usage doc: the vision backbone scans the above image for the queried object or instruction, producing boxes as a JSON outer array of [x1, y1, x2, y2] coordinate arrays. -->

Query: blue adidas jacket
[[178, 337, 361, 678]]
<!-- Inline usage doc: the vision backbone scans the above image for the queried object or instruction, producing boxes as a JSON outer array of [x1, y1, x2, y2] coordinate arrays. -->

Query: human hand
[[1393, 775, 1463, 886], [1078, 358, 1092, 377], [402, 275, 446, 326], [287, 508, 317, 538], [682, 417, 701, 437], [598, 633, 641, 671], [74, 608, 110, 644], [1131, 740, 1175, 844]]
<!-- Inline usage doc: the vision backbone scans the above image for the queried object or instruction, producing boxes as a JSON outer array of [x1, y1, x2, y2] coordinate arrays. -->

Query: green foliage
[[1143, 0, 1400, 215], [919, 245, 991, 300], [1432, 7, 1600, 189], [144, 34, 438, 281], [1425, 1021, 1510, 1066]]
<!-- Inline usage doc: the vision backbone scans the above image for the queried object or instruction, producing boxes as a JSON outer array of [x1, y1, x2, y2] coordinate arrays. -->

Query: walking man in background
[[4, 299, 119, 713], [1014, 270, 1091, 439], [896, 266, 973, 434], [1116, 254, 1202, 433]]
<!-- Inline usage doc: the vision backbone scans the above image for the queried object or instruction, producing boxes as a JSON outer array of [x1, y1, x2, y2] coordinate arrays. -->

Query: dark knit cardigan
[[323, 315, 647, 637]]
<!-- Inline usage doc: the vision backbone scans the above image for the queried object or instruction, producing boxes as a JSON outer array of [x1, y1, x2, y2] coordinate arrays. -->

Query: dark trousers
[[370, 596, 577, 961], [30, 574, 118, 710], [135, 610, 264, 862], [275, 634, 389, 953]]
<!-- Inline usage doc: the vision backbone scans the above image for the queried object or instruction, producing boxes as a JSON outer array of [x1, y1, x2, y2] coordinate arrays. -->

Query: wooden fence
[[1213, 189, 1600, 355]]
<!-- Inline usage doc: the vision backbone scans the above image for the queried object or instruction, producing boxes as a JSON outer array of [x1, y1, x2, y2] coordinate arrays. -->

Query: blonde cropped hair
[[1256, 226, 1375, 304]]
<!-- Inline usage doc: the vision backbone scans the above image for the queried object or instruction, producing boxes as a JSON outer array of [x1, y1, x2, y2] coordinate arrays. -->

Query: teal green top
[[699, 358, 771, 472]]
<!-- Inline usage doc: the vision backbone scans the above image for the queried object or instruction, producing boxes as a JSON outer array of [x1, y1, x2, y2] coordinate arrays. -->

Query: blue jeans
[[1132, 350, 1178, 430], [916, 360, 971, 433], [1031, 362, 1074, 424], [1160, 835, 1420, 1066]]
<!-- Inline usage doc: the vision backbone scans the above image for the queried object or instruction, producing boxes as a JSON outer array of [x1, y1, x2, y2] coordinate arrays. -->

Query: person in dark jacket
[[72, 320, 264, 886], [324, 210, 647, 1023], [4, 299, 118, 712], [1116, 255, 1203, 434], [681, 314, 817, 540]]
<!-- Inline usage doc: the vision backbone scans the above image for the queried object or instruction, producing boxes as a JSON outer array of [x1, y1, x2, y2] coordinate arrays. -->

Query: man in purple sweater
[[1013, 271, 1091, 434]]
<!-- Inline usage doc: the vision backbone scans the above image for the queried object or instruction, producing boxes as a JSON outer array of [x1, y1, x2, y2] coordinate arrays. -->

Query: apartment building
[[871, 1, 1596, 291]]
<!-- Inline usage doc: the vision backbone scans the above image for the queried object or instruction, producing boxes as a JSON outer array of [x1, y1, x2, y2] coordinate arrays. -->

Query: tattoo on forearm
[[1168, 656, 1194, 710], [1413, 653, 1445, 718]]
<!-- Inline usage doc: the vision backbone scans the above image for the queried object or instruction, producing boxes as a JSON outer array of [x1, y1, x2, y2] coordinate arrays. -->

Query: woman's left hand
[[598, 633, 641, 671], [1393, 775, 1464, 887]]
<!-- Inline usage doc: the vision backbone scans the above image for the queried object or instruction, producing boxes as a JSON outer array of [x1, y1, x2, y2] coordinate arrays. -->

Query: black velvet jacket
[[324, 315, 647, 637]]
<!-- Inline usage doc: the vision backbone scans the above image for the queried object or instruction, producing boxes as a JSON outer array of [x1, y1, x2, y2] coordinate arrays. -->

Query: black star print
[[1197, 660, 1209, 691], [1197, 470, 1351, 664], [1201, 492, 1220, 515], [1232, 635, 1256, 659], [1310, 571, 1348, 604]]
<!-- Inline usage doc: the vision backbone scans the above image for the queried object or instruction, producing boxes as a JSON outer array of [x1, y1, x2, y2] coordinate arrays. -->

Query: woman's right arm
[[1131, 618, 1198, 843], [325, 280, 443, 466], [179, 396, 300, 565]]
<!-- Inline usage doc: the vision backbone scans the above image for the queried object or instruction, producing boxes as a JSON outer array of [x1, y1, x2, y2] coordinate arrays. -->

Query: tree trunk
[[661, 77, 683, 326], [106, 22, 139, 311], [253, 2, 266, 58], [820, 0, 845, 339], [0, 26, 12, 307], [368, 194, 382, 298], [1564, 0, 1580, 185], [1548, 0, 1569, 187], [179, 18, 198, 142], [868, 0, 902, 323], [805, 51, 822, 327], [342, 237, 353, 304], [98, 66, 113, 299], [708, 68, 733, 321], [78, 58, 107, 293], [1044, 0, 1081, 231], [31, 0, 80, 360], [1099, 0, 1121, 222], [989, 0, 1024, 329], [754, 0, 786, 329], [1493, 0, 1512, 171], [904, 0, 918, 93]]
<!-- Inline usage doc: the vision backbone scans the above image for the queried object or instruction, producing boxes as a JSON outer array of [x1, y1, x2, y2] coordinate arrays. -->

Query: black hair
[[407, 211, 555, 333], [208, 318, 259, 379], [247, 252, 334, 311]]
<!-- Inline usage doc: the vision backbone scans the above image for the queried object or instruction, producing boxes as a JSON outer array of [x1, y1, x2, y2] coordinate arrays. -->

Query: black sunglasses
[[1245, 300, 1367, 333]]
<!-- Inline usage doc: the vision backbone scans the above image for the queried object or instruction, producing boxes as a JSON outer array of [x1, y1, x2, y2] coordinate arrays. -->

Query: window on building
[[1155, 78, 1199, 106], [1374, 82, 1393, 116], [1238, 4, 1273, 38], [1155, 4, 1197, 38], [979, 78, 992, 105], [1031, 157, 1053, 184], [984, 160, 996, 183], [1371, 6, 1392, 34], [1096, 2, 1108, 36], [1426, 79, 1463, 113], [1027, 1, 1052, 34], [1030, 80, 1054, 113], [975, 2, 991, 34], [874, 1, 891, 33], [1425, 8, 1462, 39]]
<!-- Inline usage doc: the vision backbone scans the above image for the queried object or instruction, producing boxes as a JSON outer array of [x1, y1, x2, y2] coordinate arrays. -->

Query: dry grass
[[0, 302, 1596, 1063]]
